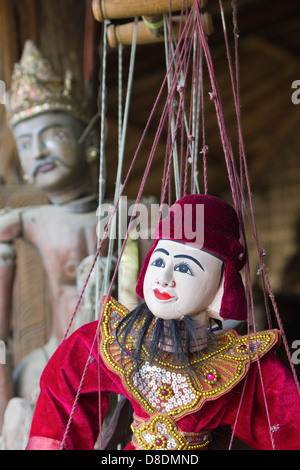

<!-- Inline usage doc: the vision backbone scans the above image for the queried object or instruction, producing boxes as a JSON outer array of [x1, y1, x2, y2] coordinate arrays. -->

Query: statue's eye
[[53, 130, 68, 141], [151, 257, 165, 268], [174, 262, 194, 276], [17, 138, 31, 152]]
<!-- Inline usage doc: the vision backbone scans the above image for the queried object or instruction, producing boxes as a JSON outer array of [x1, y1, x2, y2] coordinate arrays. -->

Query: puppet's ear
[[206, 276, 225, 321]]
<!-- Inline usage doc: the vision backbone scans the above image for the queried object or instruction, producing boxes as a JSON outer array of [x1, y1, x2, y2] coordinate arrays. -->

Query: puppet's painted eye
[[174, 262, 194, 276], [151, 257, 165, 268]]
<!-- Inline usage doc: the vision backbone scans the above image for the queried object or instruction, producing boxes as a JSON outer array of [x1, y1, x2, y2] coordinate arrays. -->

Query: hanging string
[[64, 4, 201, 343], [199, 43, 208, 194], [95, 19, 109, 324], [190, 0, 300, 449], [190, 27, 202, 194], [98, 24, 108, 209], [162, 10, 199, 204], [163, 15, 181, 200], [183, 33, 195, 196], [211, 0, 300, 448], [117, 42, 123, 301], [215, 0, 271, 448], [102, 17, 139, 302], [60, 13, 204, 447], [218, 0, 299, 395], [162, 8, 205, 201], [60, 0, 299, 451], [61, 20, 140, 447]]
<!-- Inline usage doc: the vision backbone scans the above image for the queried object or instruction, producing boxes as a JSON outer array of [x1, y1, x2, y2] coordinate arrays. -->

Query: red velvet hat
[[136, 194, 247, 321]]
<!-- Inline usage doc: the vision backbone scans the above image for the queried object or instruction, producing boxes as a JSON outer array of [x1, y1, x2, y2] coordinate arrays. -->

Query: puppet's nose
[[155, 264, 176, 288]]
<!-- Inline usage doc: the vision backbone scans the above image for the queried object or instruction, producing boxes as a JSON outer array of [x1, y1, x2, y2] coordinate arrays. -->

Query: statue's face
[[143, 239, 224, 321], [13, 112, 87, 192]]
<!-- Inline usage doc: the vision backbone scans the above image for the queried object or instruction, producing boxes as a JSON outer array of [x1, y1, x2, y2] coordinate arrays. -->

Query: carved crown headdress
[[7, 40, 90, 127]]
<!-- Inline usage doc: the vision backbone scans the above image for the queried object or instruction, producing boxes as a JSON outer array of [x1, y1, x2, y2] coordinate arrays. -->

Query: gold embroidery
[[131, 413, 211, 450], [99, 297, 279, 419]]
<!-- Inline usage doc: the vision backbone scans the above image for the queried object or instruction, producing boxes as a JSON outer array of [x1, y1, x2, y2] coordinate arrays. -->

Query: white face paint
[[143, 239, 224, 321]]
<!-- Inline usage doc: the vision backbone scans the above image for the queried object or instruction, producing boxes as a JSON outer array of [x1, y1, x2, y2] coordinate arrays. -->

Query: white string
[[95, 19, 109, 319], [115, 17, 138, 205], [98, 22, 108, 208], [114, 17, 139, 303], [117, 42, 123, 302], [118, 43, 123, 158], [99, 18, 138, 306], [95, 21, 109, 449]]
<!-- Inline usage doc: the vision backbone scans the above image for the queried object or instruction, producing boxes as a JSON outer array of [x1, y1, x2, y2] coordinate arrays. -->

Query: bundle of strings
[[60, 0, 300, 451]]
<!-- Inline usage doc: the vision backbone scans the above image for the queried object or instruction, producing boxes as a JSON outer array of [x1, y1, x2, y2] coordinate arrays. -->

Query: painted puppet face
[[143, 239, 224, 321]]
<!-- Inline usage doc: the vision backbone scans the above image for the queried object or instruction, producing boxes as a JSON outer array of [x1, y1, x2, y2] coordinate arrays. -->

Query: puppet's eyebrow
[[153, 248, 169, 256], [174, 254, 205, 271]]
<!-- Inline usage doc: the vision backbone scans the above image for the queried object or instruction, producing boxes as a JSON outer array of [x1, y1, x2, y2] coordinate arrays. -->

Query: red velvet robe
[[26, 298, 300, 450]]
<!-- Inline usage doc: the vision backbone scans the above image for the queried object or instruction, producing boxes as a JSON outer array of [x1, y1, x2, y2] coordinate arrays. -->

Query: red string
[[199, 44, 208, 194], [219, 0, 299, 448], [189, 38, 201, 194], [60, 7, 203, 446], [61, 0, 299, 449], [160, 11, 197, 204], [63, 13, 194, 341], [219, 0, 299, 394]]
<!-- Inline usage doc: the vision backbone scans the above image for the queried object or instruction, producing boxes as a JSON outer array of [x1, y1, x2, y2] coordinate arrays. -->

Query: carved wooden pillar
[[0, 0, 37, 86], [0, 0, 19, 87]]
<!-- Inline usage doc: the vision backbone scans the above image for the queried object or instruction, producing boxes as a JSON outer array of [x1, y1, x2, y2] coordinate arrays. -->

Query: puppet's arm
[[223, 352, 300, 450], [26, 321, 112, 450], [0, 242, 17, 434]]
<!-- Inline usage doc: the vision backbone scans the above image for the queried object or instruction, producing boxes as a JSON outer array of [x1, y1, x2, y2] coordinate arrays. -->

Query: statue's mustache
[[30, 155, 70, 181]]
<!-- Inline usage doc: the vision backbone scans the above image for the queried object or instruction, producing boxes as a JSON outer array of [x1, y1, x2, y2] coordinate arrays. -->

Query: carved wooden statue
[[0, 40, 106, 448]]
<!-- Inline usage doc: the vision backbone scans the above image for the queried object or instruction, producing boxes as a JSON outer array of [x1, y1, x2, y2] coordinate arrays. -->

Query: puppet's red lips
[[153, 289, 175, 301]]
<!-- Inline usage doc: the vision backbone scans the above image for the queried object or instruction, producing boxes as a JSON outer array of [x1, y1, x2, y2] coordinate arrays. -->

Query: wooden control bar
[[106, 13, 213, 48], [92, 0, 207, 22]]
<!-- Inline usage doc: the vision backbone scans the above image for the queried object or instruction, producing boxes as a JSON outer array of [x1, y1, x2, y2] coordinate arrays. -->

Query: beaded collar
[[99, 297, 279, 420]]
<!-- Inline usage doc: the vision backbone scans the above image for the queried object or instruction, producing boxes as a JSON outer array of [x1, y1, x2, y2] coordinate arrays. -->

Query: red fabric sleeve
[[26, 436, 62, 450], [221, 353, 300, 450], [27, 321, 116, 450]]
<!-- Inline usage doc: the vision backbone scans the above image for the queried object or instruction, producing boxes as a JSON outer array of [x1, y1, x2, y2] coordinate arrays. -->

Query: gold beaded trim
[[9, 101, 90, 126], [99, 297, 280, 420], [131, 413, 211, 451]]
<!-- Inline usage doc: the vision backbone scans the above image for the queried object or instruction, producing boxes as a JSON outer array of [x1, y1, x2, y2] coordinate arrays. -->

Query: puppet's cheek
[[144, 286, 179, 320]]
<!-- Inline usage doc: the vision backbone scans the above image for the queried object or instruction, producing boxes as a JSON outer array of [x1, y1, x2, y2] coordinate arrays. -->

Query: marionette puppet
[[26, 194, 300, 450]]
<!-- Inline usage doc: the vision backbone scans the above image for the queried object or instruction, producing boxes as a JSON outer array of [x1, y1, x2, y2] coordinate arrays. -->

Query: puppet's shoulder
[[98, 299, 281, 418], [98, 297, 281, 366], [99, 296, 130, 336], [99, 296, 135, 375], [214, 328, 280, 363]]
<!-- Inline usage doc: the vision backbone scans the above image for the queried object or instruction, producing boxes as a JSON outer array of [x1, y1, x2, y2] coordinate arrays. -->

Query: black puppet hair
[[115, 303, 217, 378]]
